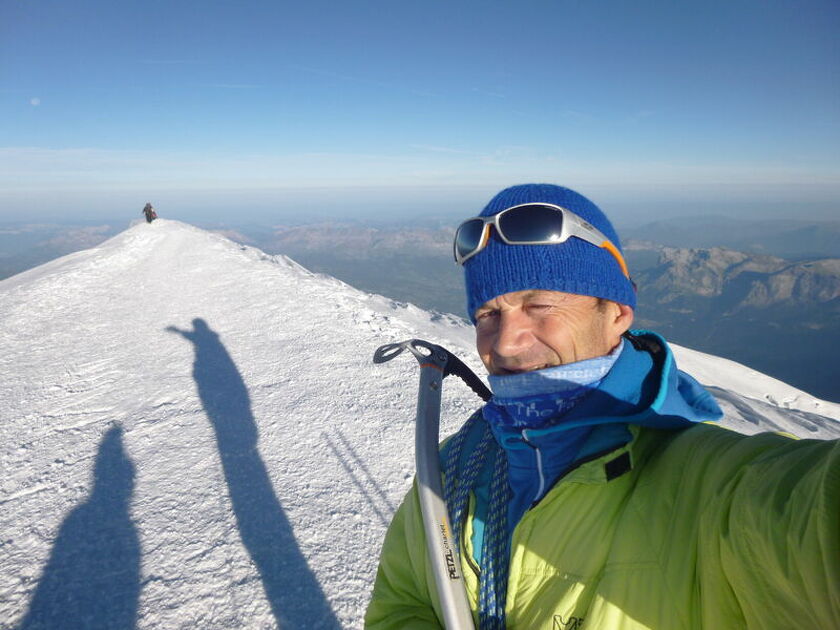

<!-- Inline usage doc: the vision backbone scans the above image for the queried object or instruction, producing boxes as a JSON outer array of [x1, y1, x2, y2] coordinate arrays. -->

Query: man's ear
[[612, 303, 634, 336]]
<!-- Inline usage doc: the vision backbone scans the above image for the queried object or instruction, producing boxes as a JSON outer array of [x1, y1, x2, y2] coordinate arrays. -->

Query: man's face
[[474, 290, 633, 375]]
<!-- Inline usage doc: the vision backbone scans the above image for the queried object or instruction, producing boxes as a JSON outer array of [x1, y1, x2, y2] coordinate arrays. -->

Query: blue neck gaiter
[[485, 339, 624, 429]]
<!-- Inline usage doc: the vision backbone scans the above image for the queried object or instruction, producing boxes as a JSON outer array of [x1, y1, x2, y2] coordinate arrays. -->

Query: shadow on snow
[[167, 318, 340, 629], [19, 426, 141, 630], [323, 430, 395, 528]]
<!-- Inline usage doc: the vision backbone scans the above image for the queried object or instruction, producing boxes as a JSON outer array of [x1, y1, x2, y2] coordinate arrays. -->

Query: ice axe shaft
[[374, 339, 486, 630]]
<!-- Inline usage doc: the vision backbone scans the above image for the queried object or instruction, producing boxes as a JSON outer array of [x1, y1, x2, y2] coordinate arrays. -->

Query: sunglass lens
[[498, 204, 564, 243], [455, 219, 486, 261]]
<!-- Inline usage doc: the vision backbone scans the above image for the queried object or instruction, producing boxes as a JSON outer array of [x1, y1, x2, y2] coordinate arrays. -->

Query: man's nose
[[493, 310, 534, 358]]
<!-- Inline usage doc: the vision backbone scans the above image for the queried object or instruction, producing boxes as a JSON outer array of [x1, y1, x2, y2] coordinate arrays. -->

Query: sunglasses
[[453, 202, 630, 278]]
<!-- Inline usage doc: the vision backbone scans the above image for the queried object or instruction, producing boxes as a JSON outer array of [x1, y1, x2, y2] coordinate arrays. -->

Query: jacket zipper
[[460, 495, 481, 578], [461, 516, 481, 578], [522, 430, 545, 504]]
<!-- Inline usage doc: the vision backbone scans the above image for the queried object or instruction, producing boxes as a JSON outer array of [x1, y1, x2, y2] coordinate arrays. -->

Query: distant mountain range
[[628, 243, 840, 307], [244, 223, 466, 317], [625, 243, 839, 402]]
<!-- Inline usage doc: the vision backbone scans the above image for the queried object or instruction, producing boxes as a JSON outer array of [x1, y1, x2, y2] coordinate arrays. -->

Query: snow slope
[[1, 220, 838, 629]]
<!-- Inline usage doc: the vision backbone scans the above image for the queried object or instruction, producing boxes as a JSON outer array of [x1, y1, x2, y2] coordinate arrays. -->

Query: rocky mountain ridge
[[631, 243, 840, 310], [625, 244, 839, 402]]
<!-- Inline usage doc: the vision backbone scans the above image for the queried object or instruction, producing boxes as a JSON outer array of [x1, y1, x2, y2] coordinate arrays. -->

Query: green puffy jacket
[[366, 423, 840, 629]]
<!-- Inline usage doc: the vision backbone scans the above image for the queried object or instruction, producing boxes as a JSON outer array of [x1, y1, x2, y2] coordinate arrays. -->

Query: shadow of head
[[93, 425, 135, 504]]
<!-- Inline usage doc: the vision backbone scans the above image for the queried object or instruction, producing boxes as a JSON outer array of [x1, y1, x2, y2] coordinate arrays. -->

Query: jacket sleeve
[[365, 481, 445, 629], [715, 434, 840, 628]]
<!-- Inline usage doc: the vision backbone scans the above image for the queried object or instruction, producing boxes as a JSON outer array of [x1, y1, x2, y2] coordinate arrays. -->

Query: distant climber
[[142, 203, 158, 224]]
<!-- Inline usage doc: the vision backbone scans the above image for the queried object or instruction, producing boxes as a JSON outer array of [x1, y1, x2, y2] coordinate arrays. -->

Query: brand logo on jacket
[[553, 614, 584, 629]]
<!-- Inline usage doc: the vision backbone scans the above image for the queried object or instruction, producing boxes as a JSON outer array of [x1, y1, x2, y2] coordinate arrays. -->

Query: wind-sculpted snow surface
[[1, 220, 838, 629]]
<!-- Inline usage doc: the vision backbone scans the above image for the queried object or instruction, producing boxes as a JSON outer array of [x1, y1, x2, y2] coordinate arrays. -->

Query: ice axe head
[[373, 339, 492, 402], [373, 339, 446, 367]]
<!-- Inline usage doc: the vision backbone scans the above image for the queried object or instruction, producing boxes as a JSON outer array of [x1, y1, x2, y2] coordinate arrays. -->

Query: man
[[366, 184, 839, 629]]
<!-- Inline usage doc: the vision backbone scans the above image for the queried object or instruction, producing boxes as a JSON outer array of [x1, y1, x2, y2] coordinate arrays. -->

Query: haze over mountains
[[0, 223, 121, 280], [2, 220, 838, 628], [620, 215, 840, 260], [1, 215, 838, 401]]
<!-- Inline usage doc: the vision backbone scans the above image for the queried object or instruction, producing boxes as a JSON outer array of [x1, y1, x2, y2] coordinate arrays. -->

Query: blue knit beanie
[[464, 184, 635, 321]]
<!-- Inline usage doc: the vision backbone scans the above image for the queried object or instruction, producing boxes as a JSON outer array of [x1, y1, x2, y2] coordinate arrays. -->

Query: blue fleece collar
[[556, 330, 724, 431]]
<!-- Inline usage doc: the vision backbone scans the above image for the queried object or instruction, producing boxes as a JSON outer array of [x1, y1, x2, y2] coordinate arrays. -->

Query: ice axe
[[374, 339, 491, 630]]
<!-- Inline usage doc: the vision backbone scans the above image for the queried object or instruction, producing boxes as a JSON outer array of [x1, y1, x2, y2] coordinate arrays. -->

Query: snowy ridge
[[1, 220, 838, 629], [671, 344, 840, 436]]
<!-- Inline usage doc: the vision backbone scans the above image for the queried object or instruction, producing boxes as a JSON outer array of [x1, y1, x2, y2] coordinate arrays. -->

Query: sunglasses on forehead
[[453, 202, 630, 278]]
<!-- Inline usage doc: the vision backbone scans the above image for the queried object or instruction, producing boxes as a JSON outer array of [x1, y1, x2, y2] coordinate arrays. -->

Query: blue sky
[[1, 0, 838, 223]]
